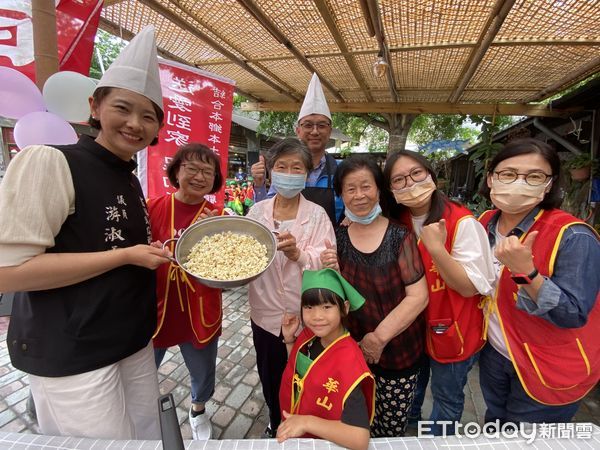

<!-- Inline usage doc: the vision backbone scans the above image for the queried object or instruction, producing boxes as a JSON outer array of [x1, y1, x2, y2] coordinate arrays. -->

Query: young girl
[[278, 269, 374, 450]]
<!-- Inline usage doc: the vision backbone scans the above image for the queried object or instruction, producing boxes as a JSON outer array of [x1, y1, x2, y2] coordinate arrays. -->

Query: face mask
[[392, 175, 436, 207], [345, 203, 382, 225], [271, 171, 306, 199], [490, 178, 550, 215]]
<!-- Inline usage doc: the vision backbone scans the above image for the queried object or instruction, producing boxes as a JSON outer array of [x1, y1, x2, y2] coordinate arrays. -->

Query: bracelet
[[282, 338, 296, 344]]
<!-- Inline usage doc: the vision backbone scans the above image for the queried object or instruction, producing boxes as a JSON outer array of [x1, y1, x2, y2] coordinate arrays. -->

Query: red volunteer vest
[[401, 203, 485, 362], [148, 195, 222, 347], [479, 208, 600, 405], [279, 328, 375, 436]]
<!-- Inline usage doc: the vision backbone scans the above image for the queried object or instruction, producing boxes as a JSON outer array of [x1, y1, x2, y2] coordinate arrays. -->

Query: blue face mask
[[344, 203, 382, 225], [271, 171, 306, 199]]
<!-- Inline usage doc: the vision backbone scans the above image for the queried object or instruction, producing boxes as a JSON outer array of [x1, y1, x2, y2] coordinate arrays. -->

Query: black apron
[[302, 154, 337, 225]]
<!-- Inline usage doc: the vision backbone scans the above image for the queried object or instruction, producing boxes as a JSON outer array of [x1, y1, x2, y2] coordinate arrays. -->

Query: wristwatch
[[511, 268, 539, 285]]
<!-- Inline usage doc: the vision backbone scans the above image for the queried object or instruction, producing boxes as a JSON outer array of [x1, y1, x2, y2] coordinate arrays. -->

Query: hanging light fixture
[[372, 52, 389, 78]]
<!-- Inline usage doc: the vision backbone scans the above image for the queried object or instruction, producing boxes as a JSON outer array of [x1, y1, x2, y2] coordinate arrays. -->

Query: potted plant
[[565, 153, 593, 182]]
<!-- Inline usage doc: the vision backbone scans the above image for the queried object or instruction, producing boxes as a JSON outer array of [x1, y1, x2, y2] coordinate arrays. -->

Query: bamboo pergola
[[100, 0, 600, 117]]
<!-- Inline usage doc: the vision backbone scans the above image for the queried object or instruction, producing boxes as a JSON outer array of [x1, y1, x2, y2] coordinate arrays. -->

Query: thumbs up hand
[[420, 219, 448, 254], [319, 239, 339, 271], [251, 154, 266, 187], [495, 230, 538, 275]]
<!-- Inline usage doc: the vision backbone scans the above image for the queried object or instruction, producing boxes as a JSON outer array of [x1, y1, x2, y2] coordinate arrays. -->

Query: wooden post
[[31, 0, 59, 89]]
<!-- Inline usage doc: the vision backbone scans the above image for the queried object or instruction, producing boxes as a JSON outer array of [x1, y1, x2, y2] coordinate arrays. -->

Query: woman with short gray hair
[[246, 137, 335, 437]]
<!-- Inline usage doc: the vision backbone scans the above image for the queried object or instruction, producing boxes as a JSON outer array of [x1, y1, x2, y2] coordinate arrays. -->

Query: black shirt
[[8, 136, 156, 377]]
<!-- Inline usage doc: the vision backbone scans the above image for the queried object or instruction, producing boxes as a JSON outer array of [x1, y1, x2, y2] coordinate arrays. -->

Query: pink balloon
[[14, 111, 78, 150], [0, 67, 46, 120]]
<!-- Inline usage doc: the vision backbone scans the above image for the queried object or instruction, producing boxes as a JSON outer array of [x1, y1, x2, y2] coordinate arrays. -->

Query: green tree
[[465, 114, 515, 214], [409, 114, 481, 147], [89, 29, 126, 80]]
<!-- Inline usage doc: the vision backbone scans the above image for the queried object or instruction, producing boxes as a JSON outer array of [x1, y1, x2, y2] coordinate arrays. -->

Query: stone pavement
[[0, 286, 598, 440]]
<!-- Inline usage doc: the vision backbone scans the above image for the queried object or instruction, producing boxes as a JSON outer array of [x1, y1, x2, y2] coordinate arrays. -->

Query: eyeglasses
[[181, 164, 215, 178], [390, 167, 428, 189], [298, 121, 331, 132], [493, 169, 553, 186]]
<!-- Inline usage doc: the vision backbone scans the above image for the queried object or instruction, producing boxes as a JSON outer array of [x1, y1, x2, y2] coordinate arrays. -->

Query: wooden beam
[[358, 0, 376, 37], [313, 0, 374, 102], [32, 0, 59, 89], [525, 56, 600, 102], [164, 0, 300, 101], [448, 0, 517, 103], [98, 18, 262, 102], [99, 18, 186, 64], [102, 0, 128, 6], [365, 0, 399, 102], [237, 0, 345, 102], [138, 0, 298, 101], [240, 101, 581, 117], [192, 39, 600, 66]]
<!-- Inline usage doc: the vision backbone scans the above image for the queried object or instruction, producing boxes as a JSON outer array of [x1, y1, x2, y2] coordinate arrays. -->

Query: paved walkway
[[0, 286, 598, 440]]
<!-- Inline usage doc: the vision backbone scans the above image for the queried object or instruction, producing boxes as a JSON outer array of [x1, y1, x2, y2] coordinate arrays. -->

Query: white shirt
[[0, 146, 75, 267], [411, 215, 496, 296], [486, 223, 511, 359]]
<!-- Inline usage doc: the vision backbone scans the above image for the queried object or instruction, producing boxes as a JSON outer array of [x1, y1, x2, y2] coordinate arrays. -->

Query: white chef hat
[[297, 73, 331, 123], [96, 25, 163, 112]]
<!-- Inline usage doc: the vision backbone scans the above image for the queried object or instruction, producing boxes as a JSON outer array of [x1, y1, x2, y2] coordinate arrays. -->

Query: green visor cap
[[301, 268, 365, 311]]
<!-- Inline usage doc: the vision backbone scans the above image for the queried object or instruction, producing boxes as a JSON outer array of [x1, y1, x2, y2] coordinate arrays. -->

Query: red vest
[[479, 208, 600, 405], [148, 195, 222, 347], [401, 203, 485, 363], [279, 328, 375, 436]]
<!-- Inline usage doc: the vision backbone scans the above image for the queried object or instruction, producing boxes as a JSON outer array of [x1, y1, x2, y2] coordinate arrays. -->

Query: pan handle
[[162, 238, 178, 264]]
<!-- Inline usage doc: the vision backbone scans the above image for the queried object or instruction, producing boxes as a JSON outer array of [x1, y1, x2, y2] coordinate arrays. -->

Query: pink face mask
[[490, 178, 551, 214], [392, 175, 436, 208]]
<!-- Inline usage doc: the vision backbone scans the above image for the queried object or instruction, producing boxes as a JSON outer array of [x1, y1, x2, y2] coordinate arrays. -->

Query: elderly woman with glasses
[[147, 143, 225, 440], [477, 138, 600, 426], [246, 137, 335, 437], [383, 150, 495, 435]]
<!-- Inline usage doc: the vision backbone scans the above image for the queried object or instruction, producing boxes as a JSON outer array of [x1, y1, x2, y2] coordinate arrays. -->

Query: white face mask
[[392, 175, 436, 207], [271, 171, 306, 199], [490, 178, 551, 214], [344, 203, 382, 225]]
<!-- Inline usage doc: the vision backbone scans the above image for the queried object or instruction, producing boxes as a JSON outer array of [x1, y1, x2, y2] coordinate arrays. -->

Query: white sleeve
[[450, 217, 496, 296], [0, 145, 75, 266]]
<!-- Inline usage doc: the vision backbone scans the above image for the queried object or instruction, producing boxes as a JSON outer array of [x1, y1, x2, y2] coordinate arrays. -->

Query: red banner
[[139, 60, 235, 208], [0, 0, 102, 81]]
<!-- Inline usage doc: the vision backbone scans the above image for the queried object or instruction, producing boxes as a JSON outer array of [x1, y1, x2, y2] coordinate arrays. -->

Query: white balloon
[[43, 71, 96, 122]]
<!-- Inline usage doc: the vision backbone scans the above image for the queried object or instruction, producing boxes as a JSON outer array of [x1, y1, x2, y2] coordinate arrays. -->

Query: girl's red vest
[[279, 328, 375, 436], [479, 208, 600, 405], [401, 203, 485, 363], [148, 195, 222, 347]]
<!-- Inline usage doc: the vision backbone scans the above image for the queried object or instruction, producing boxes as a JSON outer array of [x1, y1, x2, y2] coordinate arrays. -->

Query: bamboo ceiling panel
[[380, 0, 493, 48], [174, 0, 291, 59], [101, 0, 600, 112], [309, 55, 362, 92], [460, 89, 541, 103], [392, 47, 471, 89], [469, 45, 600, 92], [322, 0, 378, 51], [498, 0, 600, 42], [254, 0, 340, 55]]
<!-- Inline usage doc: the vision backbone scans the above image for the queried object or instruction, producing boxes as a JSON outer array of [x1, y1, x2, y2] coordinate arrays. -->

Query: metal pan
[[163, 215, 277, 289]]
